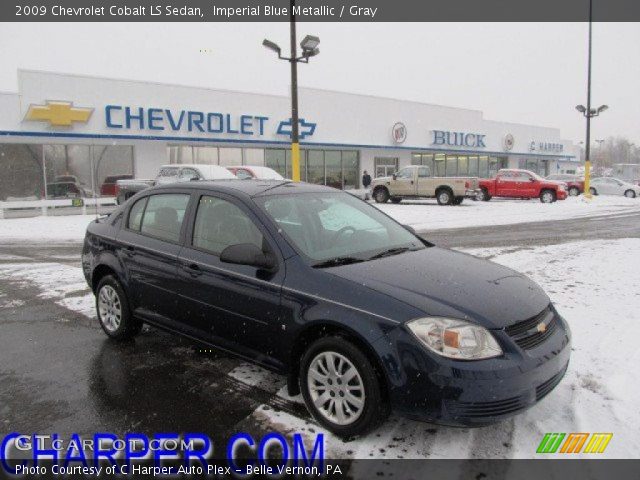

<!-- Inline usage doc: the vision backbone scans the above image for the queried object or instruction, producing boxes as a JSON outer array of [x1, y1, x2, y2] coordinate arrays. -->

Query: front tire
[[624, 189, 636, 198], [590, 187, 598, 196], [300, 336, 387, 438], [540, 190, 556, 203], [479, 188, 492, 201], [569, 187, 580, 196], [436, 189, 453, 206], [373, 187, 390, 204], [96, 275, 142, 340]]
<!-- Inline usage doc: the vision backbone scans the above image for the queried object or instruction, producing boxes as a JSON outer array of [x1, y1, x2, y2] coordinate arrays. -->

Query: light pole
[[263, 2, 320, 182], [576, 0, 607, 199]]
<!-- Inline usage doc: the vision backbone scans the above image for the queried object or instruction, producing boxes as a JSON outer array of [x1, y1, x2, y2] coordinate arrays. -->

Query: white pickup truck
[[371, 165, 481, 205], [115, 164, 236, 204]]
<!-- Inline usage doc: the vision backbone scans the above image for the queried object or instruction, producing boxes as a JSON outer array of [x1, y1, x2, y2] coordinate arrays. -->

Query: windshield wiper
[[368, 247, 413, 260], [312, 256, 365, 268]]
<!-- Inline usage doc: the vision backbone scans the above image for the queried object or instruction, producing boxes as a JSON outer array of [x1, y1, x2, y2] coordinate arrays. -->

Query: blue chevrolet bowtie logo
[[276, 118, 316, 139]]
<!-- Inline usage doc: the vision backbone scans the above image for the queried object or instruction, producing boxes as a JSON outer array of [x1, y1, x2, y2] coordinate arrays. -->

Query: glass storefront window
[[342, 151, 359, 189], [193, 146, 218, 164], [219, 147, 242, 166], [457, 156, 469, 176], [468, 156, 479, 177], [324, 151, 342, 190], [307, 150, 324, 185], [434, 154, 446, 176], [445, 155, 458, 176], [479, 156, 489, 178], [265, 149, 287, 178], [374, 157, 398, 178]]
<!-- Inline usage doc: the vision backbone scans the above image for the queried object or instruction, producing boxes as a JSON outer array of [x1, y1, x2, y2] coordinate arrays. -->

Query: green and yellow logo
[[24, 101, 93, 127], [537, 433, 612, 454]]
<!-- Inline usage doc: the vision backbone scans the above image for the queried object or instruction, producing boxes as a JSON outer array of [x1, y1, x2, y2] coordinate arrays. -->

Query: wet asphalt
[[0, 210, 638, 460]]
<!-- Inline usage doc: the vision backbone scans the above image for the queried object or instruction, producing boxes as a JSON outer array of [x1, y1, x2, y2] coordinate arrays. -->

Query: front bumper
[[465, 188, 482, 198], [557, 190, 568, 200], [376, 307, 571, 426]]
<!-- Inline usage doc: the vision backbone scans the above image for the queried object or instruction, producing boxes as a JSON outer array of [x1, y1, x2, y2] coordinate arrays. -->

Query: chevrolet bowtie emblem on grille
[[536, 322, 547, 333], [24, 101, 93, 127]]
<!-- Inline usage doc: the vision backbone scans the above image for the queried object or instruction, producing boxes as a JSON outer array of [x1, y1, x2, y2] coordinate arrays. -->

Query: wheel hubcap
[[98, 285, 122, 332], [543, 192, 553, 203], [439, 192, 449, 203], [625, 191, 634, 198], [307, 351, 365, 426]]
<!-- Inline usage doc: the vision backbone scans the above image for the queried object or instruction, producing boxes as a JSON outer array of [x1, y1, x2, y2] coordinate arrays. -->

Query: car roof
[[150, 179, 338, 198]]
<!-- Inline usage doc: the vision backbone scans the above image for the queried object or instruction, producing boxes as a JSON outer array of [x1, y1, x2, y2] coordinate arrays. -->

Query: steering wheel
[[332, 226, 357, 244]]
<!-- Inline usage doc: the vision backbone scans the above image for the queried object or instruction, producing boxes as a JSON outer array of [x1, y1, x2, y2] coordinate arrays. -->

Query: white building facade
[[0, 70, 580, 203]]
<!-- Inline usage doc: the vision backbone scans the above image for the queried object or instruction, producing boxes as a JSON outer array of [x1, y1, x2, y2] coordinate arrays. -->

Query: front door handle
[[183, 263, 203, 277], [123, 246, 135, 257]]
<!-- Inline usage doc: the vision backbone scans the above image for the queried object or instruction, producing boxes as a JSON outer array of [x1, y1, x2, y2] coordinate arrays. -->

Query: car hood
[[325, 247, 549, 329], [373, 176, 392, 183]]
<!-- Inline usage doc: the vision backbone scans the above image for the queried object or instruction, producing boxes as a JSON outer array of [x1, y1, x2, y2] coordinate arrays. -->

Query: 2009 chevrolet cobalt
[[82, 180, 570, 437]]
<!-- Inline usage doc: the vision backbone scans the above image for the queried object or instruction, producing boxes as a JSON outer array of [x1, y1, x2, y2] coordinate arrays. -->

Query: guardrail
[[0, 197, 117, 218]]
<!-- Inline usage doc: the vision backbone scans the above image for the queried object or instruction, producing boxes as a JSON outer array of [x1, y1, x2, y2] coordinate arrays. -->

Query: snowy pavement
[[374, 195, 640, 232], [0, 195, 639, 242], [1, 238, 638, 459]]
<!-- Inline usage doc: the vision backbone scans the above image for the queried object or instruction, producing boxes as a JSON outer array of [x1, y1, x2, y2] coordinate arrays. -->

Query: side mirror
[[220, 243, 277, 271], [530, 177, 537, 182]]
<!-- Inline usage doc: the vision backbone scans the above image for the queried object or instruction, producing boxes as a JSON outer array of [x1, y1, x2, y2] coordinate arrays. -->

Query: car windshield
[[257, 191, 426, 265]]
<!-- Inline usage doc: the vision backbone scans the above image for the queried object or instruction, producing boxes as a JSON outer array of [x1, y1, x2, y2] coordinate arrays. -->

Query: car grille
[[536, 363, 569, 401], [505, 306, 557, 350], [445, 395, 527, 418]]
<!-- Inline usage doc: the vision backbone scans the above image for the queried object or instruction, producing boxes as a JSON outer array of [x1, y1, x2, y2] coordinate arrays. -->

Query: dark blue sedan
[[82, 180, 570, 437]]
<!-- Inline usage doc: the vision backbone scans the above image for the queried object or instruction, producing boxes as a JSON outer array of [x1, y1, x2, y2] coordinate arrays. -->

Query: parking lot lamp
[[576, 0, 608, 199], [262, 1, 320, 182]]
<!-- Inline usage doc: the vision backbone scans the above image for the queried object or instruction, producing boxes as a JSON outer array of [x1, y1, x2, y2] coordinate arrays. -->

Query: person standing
[[362, 170, 372, 200]]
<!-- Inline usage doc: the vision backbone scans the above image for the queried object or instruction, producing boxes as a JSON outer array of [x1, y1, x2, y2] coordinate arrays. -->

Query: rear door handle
[[183, 263, 203, 277]]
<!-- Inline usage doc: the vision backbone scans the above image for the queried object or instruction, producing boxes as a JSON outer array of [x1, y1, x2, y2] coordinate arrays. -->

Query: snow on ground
[[1, 238, 639, 458], [1, 195, 639, 242], [375, 195, 640, 231]]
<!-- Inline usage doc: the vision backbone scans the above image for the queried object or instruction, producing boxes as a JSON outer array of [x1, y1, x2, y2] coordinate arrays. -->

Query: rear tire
[[300, 336, 388, 438], [373, 187, 390, 204], [569, 187, 580, 196], [624, 189, 636, 198], [390, 197, 402, 204], [436, 188, 453, 206], [540, 190, 556, 203], [590, 187, 598, 196], [96, 275, 142, 341]]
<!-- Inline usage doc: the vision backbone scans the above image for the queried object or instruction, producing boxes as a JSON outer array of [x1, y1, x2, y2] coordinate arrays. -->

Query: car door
[[116, 192, 192, 327], [599, 178, 616, 195], [495, 172, 516, 196], [416, 166, 436, 196], [390, 167, 417, 196], [175, 192, 285, 364], [519, 172, 538, 197]]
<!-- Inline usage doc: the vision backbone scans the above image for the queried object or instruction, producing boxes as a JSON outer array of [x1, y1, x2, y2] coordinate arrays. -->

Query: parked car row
[[115, 165, 284, 204]]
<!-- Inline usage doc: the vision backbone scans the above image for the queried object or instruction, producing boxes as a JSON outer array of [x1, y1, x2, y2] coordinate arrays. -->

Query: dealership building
[[0, 70, 580, 206]]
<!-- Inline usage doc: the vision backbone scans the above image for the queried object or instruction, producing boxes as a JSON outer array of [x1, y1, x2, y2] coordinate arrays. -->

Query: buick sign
[[392, 122, 407, 143]]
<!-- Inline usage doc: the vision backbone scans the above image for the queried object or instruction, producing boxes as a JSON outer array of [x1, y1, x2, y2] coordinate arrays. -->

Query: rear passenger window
[[128, 197, 147, 231], [139, 194, 190, 242], [192, 196, 263, 255]]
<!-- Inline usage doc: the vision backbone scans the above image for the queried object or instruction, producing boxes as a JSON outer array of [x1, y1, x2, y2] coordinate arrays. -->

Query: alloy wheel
[[98, 285, 122, 333], [307, 351, 365, 426], [542, 191, 554, 203]]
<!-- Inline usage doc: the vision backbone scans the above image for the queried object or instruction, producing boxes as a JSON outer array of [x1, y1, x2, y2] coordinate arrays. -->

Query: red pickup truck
[[479, 169, 567, 203]]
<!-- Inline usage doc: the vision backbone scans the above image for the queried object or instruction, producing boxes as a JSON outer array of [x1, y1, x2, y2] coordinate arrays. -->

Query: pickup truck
[[479, 169, 567, 203], [371, 165, 480, 205], [115, 164, 236, 204]]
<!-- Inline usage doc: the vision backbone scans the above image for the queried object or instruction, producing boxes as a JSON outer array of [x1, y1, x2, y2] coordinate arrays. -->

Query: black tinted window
[[139, 194, 190, 242], [193, 196, 263, 255]]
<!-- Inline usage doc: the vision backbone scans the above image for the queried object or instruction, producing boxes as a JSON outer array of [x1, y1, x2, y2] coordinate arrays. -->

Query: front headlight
[[407, 317, 502, 360]]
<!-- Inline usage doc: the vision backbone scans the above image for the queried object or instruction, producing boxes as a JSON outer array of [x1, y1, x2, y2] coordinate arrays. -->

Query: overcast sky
[[0, 22, 638, 144]]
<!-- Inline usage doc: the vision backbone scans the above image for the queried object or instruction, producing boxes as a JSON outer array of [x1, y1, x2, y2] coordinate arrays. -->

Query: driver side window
[[396, 168, 413, 180], [192, 196, 263, 255]]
